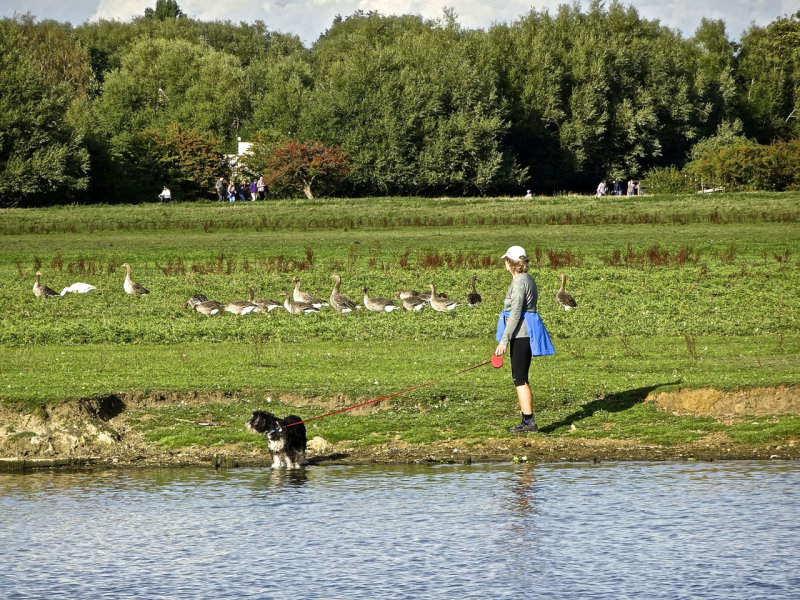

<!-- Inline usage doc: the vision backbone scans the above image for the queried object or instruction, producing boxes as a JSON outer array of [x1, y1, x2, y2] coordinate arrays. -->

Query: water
[[1, 461, 798, 600]]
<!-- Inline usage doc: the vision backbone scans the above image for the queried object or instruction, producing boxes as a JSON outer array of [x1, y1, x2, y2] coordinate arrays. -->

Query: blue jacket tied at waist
[[496, 311, 556, 356]]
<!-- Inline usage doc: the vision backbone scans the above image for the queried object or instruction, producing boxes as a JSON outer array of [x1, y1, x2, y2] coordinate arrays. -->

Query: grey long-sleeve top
[[499, 272, 538, 346]]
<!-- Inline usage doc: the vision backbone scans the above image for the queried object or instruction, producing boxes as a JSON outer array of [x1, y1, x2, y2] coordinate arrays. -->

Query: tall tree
[[0, 19, 90, 205]]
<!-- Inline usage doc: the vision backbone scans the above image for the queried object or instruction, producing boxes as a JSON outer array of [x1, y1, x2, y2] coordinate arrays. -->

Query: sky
[[3, 0, 797, 45]]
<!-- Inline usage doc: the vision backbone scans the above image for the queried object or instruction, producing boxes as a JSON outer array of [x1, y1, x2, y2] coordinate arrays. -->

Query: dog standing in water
[[246, 410, 307, 468]]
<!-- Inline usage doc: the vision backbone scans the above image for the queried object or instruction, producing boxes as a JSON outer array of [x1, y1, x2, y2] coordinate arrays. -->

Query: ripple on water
[[0, 460, 798, 599]]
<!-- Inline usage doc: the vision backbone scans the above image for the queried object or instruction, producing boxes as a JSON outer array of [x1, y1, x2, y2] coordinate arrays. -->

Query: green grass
[[1, 193, 799, 451]]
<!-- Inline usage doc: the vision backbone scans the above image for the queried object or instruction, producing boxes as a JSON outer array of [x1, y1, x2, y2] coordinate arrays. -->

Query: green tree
[[0, 18, 90, 205], [94, 36, 249, 148], [736, 15, 800, 141], [303, 11, 523, 195], [145, 0, 185, 21], [250, 139, 349, 199]]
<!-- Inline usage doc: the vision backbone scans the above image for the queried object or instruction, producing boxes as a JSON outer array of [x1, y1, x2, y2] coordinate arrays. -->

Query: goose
[[398, 293, 427, 312], [362, 286, 399, 312], [248, 288, 281, 312], [556, 273, 578, 310], [60, 282, 97, 295], [398, 289, 421, 300], [292, 276, 328, 308], [183, 293, 209, 309], [33, 271, 60, 298], [466, 274, 482, 306], [280, 291, 320, 314], [224, 299, 258, 315], [121, 263, 149, 295], [429, 283, 460, 312], [329, 274, 357, 313], [193, 300, 224, 317]]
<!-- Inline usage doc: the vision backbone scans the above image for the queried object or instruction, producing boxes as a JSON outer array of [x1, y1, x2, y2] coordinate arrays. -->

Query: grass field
[[1, 192, 799, 451]]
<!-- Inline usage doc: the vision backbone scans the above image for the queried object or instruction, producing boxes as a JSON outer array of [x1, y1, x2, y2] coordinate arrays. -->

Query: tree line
[[1, 0, 799, 205]]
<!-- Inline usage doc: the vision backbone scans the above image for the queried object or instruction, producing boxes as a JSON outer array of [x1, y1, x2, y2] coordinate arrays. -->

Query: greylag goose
[[248, 288, 281, 312], [292, 277, 328, 308], [193, 300, 224, 317], [398, 293, 427, 312], [556, 273, 577, 310], [121, 263, 149, 295], [329, 274, 357, 313], [60, 282, 97, 295], [183, 293, 209, 309], [33, 271, 60, 298], [362, 286, 399, 312], [280, 291, 320, 314], [466, 274, 482, 306], [224, 299, 258, 315], [429, 283, 460, 312], [398, 289, 422, 300]]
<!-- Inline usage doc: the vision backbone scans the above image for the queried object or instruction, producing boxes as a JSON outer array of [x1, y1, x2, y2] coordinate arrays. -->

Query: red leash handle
[[288, 359, 494, 427]]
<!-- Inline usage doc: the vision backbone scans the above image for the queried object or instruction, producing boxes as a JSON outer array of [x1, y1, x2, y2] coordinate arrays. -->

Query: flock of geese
[[33, 265, 578, 315]]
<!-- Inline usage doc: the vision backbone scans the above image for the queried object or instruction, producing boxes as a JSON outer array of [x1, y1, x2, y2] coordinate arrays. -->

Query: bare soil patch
[[649, 386, 800, 418]]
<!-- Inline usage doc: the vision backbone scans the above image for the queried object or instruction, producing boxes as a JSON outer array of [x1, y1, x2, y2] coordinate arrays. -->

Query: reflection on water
[[1, 461, 798, 599]]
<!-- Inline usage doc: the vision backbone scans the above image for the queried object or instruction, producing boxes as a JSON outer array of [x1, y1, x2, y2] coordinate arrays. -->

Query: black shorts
[[510, 337, 532, 386]]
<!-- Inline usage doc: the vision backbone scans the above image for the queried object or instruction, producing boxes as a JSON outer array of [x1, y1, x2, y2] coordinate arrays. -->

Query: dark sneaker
[[507, 421, 538, 434]]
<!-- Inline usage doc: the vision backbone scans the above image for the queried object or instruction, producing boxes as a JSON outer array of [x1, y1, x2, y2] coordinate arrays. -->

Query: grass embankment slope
[[1, 193, 798, 467]]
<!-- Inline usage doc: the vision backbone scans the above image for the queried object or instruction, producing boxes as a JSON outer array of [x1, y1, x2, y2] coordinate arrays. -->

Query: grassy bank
[[1, 193, 799, 456]]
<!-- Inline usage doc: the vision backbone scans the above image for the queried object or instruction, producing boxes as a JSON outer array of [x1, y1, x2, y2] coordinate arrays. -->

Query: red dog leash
[[287, 357, 500, 428]]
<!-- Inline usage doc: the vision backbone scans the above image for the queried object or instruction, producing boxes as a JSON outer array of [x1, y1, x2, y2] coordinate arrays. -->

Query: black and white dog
[[246, 410, 307, 469]]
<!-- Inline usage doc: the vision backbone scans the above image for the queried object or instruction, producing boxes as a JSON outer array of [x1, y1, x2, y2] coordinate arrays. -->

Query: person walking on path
[[257, 176, 266, 200], [158, 186, 171, 203], [249, 180, 258, 201], [494, 245, 555, 433]]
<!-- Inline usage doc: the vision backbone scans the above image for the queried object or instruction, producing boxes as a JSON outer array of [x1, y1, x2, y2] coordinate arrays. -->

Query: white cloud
[[15, 0, 800, 44]]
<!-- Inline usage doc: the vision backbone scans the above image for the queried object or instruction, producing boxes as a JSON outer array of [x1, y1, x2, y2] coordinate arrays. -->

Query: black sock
[[522, 413, 534, 424]]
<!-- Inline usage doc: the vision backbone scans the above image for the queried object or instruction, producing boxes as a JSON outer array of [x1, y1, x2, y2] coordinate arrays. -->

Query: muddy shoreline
[[1, 387, 798, 471]]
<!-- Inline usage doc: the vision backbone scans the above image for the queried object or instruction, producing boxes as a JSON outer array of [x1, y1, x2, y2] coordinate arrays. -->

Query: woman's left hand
[[495, 343, 507, 356]]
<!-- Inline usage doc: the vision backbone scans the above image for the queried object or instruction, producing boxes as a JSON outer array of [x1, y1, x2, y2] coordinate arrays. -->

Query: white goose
[[60, 282, 97, 295], [362, 286, 399, 312], [429, 283, 460, 312], [121, 263, 149, 295], [292, 277, 328, 308], [33, 271, 60, 298], [556, 273, 578, 310], [329, 274, 357, 313], [280, 291, 320, 314]]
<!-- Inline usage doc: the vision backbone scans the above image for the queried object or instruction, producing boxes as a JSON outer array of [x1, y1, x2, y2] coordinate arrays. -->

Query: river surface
[[1, 460, 798, 600]]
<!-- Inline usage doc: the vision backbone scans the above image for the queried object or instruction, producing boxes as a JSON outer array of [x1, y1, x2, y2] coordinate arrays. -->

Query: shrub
[[640, 166, 695, 194]]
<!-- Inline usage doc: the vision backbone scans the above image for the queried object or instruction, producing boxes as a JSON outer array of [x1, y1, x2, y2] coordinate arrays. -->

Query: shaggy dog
[[246, 410, 307, 468]]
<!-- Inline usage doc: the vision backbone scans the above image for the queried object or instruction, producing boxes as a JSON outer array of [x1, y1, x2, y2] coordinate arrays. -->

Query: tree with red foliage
[[260, 140, 349, 199]]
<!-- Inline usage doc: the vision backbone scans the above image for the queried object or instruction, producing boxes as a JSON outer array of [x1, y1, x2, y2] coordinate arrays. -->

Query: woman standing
[[495, 245, 555, 433]]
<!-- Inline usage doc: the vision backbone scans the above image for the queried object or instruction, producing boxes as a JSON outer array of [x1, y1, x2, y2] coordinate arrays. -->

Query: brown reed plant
[[547, 249, 583, 270]]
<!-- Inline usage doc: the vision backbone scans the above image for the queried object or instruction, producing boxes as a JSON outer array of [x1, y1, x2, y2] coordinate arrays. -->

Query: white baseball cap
[[502, 245, 527, 261]]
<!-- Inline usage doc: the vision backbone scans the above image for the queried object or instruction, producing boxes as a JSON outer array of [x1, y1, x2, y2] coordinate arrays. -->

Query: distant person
[[158, 186, 171, 203], [216, 177, 226, 202], [596, 180, 607, 197], [524, 189, 532, 199], [237, 182, 247, 202], [612, 179, 622, 195], [250, 180, 258, 201], [228, 181, 236, 202], [257, 176, 266, 200], [627, 179, 636, 196]]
